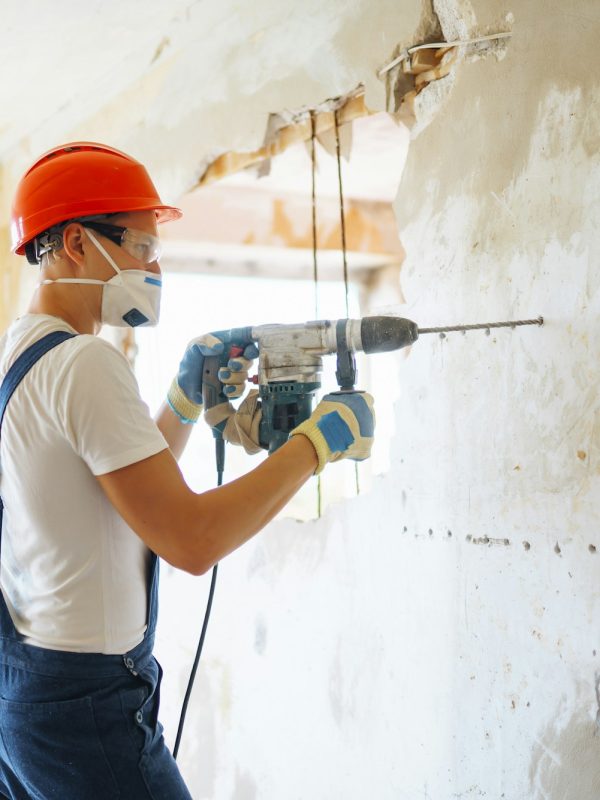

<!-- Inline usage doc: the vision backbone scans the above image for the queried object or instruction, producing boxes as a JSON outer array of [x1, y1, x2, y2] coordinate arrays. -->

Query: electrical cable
[[333, 110, 351, 320], [173, 438, 223, 761], [310, 111, 323, 519], [310, 110, 319, 321], [378, 31, 513, 76], [333, 110, 360, 497]]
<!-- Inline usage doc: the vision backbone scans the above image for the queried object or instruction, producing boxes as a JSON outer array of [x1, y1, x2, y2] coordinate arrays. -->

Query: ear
[[61, 223, 87, 267]]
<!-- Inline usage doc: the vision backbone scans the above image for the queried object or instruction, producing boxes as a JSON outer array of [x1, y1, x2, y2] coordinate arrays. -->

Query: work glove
[[203, 389, 263, 454], [167, 333, 258, 424], [289, 391, 375, 474]]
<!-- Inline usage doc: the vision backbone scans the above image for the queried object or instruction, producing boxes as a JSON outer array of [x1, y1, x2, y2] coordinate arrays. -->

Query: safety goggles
[[82, 221, 162, 265]]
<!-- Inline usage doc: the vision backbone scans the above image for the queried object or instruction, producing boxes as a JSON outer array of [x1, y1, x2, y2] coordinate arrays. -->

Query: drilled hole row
[[399, 527, 597, 554]]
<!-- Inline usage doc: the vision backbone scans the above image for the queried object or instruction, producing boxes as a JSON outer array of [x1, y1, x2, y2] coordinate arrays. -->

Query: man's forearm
[[185, 433, 318, 572], [100, 390, 371, 575], [97, 431, 318, 575], [155, 401, 194, 460]]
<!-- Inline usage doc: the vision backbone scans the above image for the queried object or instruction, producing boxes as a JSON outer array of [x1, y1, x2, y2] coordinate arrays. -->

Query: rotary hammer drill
[[201, 315, 418, 453]]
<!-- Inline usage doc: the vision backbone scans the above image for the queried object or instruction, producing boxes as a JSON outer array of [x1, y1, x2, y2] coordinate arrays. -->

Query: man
[[0, 142, 375, 798]]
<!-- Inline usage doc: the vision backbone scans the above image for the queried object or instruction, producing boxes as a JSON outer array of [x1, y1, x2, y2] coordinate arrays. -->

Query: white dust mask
[[39, 227, 162, 327]]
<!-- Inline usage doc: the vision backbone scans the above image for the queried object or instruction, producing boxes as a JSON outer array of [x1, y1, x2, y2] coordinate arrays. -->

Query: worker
[[0, 142, 375, 799]]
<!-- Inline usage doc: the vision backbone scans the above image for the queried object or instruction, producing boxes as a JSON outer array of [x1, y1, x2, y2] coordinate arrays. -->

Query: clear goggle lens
[[120, 228, 162, 265], [80, 220, 162, 265]]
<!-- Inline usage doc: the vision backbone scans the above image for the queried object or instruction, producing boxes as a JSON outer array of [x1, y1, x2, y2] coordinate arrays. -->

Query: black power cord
[[172, 563, 218, 760], [173, 436, 225, 761]]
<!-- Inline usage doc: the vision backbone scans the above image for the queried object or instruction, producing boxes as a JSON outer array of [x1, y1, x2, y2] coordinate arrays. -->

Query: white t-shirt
[[0, 314, 168, 654]]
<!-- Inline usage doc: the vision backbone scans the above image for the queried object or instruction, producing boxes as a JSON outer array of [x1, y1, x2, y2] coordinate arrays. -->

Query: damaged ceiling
[[1, 1, 511, 288], [1, 0, 424, 199]]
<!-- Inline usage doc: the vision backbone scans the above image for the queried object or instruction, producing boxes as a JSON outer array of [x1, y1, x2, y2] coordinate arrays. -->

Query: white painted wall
[[154, 1, 600, 798]]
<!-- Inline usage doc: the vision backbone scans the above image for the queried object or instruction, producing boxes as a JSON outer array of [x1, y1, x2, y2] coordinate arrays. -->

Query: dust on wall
[[390, 0, 600, 796]]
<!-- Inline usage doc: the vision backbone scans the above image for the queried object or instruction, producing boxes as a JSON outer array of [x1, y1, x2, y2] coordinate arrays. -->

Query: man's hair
[[34, 213, 120, 266]]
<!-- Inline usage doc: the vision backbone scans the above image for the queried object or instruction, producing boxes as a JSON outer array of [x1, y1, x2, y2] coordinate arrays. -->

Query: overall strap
[[0, 331, 76, 436]]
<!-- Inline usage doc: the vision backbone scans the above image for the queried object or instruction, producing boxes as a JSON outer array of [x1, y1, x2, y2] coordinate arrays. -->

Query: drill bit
[[418, 316, 544, 335]]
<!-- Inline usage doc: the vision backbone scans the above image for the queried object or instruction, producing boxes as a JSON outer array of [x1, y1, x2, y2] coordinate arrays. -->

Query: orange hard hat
[[11, 141, 182, 258]]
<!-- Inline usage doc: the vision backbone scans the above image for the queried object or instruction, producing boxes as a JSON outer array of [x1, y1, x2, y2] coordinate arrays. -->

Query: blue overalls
[[0, 333, 193, 799]]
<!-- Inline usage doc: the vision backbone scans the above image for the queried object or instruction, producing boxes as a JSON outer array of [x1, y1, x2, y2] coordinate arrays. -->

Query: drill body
[[204, 316, 419, 453]]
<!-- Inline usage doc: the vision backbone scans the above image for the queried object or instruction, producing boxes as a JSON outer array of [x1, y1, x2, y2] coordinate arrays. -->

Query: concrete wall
[[156, 1, 600, 798]]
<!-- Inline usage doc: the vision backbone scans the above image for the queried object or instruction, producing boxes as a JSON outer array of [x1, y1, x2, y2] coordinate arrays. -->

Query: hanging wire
[[333, 110, 351, 319], [310, 111, 319, 321], [334, 109, 360, 497], [310, 110, 322, 519]]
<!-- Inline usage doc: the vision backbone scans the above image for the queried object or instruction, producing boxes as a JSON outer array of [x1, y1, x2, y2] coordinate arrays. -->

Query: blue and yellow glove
[[289, 391, 375, 474], [203, 389, 263, 454], [167, 333, 259, 424]]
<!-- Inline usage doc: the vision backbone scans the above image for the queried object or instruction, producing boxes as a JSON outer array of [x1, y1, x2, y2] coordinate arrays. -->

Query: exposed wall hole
[[136, 88, 411, 521]]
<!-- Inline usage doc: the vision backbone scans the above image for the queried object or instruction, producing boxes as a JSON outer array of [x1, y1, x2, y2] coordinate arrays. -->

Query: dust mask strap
[[85, 228, 124, 282], [38, 226, 162, 328], [38, 228, 122, 287]]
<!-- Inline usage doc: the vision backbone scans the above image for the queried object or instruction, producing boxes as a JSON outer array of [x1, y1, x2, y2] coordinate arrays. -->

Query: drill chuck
[[359, 316, 419, 354]]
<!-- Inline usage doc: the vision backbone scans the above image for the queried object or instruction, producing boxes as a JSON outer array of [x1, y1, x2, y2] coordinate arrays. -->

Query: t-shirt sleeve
[[56, 337, 168, 475]]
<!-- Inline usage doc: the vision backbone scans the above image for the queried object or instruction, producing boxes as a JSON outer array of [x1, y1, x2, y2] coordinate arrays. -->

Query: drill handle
[[201, 326, 254, 413], [201, 355, 229, 413], [335, 319, 357, 390], [201, 325, 256, 413], [201, 354, 229, 476], [202, 341, 249, 443]]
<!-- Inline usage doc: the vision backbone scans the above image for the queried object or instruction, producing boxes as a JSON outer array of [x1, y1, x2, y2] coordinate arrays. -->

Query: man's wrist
[[289, 423, 326, 474], [167, 377, 202, 424], [286, 430, 320, 475]]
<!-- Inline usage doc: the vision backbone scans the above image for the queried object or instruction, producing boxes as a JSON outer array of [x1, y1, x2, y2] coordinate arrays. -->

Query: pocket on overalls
[[0, 694, 120, 799], [119, 656, 164, 755], [118, 658, 191, 800]]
